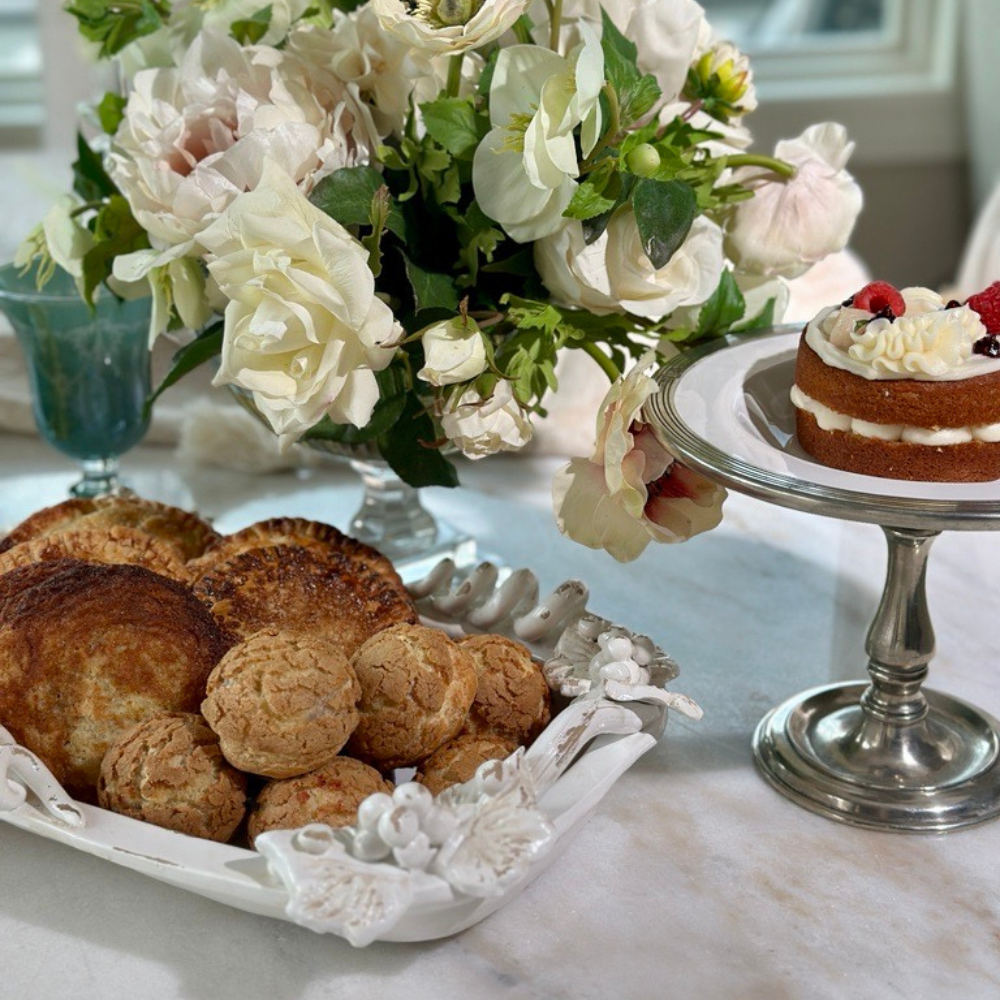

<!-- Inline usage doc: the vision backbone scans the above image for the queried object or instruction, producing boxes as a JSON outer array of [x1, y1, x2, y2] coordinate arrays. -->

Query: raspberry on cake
[[791, 281, 1000, 482]]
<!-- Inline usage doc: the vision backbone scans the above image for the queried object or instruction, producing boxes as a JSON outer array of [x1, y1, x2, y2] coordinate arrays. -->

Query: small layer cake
[[792, 281, 1000, 482]]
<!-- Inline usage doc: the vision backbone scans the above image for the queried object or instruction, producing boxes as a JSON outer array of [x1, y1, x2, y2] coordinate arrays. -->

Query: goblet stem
[[72, 457, 122, 498], [348, 459, 438, 558]]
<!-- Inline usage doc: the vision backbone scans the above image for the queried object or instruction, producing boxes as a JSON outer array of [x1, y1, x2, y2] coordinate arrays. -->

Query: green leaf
[[401, 253, 460, 313], [230, 5, 273, 44], [599, 9, 662, 126], [631, 178, 697, 270], [564, 162, 620, 221], [309, 167, 406, 240], [420, 97, 489, 160], [732, 295, 777, 334], [379, 398, 459, 488], [477, 47, 500, 101], [72, 132, 118, 203], [80, 195, 150, 306], [97, 92, 127, 135], [695, 270, 746, 337], [65, 0, 170, 59], [146, 323, 224, 417]]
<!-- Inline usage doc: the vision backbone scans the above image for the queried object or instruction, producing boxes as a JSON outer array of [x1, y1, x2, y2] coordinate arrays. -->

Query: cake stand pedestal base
[[753, 526, 1000, 832], [754, 683, 1000, 832]]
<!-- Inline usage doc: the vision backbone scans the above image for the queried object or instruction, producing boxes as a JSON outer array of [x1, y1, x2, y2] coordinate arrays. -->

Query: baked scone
[[0, 495, 219, 560], [98, 712, 247, 842], [192, 545, 416, 654], [0, 561, 230, 801], [459, 634, 551, 745], [0, 558, 91, 619], [0, 525, 192, 584], [793, 281, 1000, 481], [248, 756, 393, 845], [415, 734, 518, 796], [202, 629, 361, 779], [190, 517, 403, 590], [346, 623, 478, 769]]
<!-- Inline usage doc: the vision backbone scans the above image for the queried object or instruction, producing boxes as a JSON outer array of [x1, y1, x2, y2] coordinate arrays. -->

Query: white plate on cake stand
[[646, 328, 1000, 833]]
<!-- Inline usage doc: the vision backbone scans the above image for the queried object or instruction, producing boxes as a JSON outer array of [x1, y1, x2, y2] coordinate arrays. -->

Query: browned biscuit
[[796, 408, 1000, 482], [0, 526, 193, 584], [0, 495, 219, 560], [98, 712, 247, 842], [795, 334, 1000, 429], [459, 634, 551, 746], [190, 517, 402, 589], [248, 756, 393, 845], [202, 629, 361, 779], [0, 558, 92, 620], [192, 545, 416, 654], [346, 623, 478, 769], [415, 734, 518, 796], [0, 561, 230, 801]]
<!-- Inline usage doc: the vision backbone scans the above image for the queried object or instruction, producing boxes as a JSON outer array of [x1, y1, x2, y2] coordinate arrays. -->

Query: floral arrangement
[[18, 0, 862, 560]]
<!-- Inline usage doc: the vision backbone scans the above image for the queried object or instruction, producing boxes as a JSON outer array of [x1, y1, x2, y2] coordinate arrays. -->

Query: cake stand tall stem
[[861, 527, 937, 727]]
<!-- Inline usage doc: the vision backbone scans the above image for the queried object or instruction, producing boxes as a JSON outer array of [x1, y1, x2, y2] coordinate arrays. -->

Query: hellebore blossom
[[472, 22, 603, 243], [553, 355, 726, 562]]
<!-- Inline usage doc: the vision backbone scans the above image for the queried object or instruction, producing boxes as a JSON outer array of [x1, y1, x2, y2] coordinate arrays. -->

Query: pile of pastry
[[0, 495, 551, 845]]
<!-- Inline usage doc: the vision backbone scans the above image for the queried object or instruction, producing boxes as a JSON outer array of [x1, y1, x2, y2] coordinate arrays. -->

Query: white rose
[[108, 31, 376, 265], [198, 162, 401, 445], [372, 0, 531, 55], [417, 317, 488, 386], [536, 212, 724, 321], [473, 24, 603, 243], [724, 123, 864, 279], [441, 380, 533, 458], [552, 353, 725, 561]]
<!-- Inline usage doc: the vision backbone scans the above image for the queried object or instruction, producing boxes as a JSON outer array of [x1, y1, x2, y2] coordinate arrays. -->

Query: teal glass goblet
[[0, 263, 153, 497]]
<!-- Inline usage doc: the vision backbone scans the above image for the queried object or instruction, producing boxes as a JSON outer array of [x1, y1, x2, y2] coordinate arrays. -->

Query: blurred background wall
[[0, 0, 996, 293]]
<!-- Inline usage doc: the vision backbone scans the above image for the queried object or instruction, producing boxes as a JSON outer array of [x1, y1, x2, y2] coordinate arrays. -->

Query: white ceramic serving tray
[[0, 559, 700, 947]]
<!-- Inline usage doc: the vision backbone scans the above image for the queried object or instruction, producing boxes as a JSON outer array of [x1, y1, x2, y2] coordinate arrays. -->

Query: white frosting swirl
[[804, 286, 1000, 381]]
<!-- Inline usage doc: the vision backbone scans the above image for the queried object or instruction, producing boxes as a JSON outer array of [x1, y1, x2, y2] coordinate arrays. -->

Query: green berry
[[626, 143, 660, 178]]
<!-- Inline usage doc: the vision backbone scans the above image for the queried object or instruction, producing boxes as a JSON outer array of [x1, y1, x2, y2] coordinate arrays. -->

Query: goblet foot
[[753, 682, 1000, 832], [71, 457, 126, 499], [348, 458, 477, 581]]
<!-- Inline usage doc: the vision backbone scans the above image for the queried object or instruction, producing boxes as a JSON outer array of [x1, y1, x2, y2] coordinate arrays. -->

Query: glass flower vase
[[303, 438, 478, 580], [0, 264, 152, 498]]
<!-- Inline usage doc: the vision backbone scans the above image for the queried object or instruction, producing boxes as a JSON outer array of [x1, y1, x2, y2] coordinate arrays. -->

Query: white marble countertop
[[0, 433, 997, 999]]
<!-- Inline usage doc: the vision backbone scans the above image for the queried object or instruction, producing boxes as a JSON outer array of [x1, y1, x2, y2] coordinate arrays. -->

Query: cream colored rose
[[198, 162, 400, 445], [417, 317, 488, 386], [536, 212, 724, 321], [724, 123, 863, 279], [440, 380, 533, 458], [553, 355, 725, 561], [372, 0, 530, 55]]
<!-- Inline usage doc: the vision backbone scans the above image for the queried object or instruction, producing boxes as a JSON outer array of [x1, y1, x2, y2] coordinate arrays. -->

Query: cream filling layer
[[790, 385, 1000, 445]]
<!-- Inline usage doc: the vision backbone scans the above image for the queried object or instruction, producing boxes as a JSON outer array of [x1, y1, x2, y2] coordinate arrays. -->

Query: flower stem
[[578, 83, 621, 174], [549, 0, 564, 52], [724, 153, 796, 179], [580, 340, 621, 383], [446, 53, 464, 98]]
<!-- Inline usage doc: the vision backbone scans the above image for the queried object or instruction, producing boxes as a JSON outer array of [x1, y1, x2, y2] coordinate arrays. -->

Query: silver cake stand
[[646, 327, 1000, 833]]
